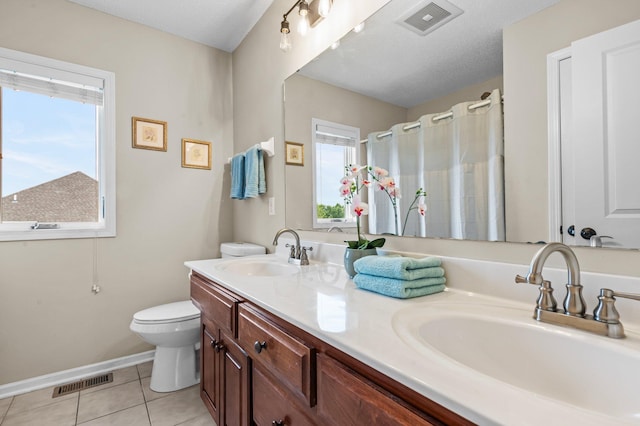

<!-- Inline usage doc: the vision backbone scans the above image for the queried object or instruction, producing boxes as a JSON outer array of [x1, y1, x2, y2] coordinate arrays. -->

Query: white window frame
[[311, 118, 360, 230], [0, 47, 116, 241]]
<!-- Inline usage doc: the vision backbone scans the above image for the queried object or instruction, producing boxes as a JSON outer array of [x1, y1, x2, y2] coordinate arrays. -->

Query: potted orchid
[[365, 166, 427, 236], [339, 164, 385, 278]]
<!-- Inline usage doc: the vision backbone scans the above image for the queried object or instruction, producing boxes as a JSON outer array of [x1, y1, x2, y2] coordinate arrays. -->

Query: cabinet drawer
[[191, 273, 240, 336], [317, 354, 436, 426], [252, 364, 315, 426], [237, 304, 315, 406]]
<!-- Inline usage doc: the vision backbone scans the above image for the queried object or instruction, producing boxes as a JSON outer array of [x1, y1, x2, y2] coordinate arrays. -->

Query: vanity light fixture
[[353, 22, 365, 33], [279, 0, 334, 52]]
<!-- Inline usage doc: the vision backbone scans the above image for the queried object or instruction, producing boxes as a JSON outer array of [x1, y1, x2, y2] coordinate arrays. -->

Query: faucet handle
[[300, 246, 313, 266], [594, 288, 640, 324], [285, 243, 296, 259], [516, 275, 557, 312]]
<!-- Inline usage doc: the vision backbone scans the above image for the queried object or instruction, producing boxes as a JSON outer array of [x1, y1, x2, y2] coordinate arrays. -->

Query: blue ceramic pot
[[343, 247, 377, 279]]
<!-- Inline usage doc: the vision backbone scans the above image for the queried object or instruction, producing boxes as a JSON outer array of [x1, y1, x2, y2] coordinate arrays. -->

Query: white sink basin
[[393, 302, 640, 420], [216, 257, 299, 277]]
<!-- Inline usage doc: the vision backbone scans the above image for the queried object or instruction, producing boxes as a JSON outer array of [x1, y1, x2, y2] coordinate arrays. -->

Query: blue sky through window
[[2, 88, 96, 196]]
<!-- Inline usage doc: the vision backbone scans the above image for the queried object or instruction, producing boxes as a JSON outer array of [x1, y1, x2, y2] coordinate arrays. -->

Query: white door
[[571, 19, 640, 249]]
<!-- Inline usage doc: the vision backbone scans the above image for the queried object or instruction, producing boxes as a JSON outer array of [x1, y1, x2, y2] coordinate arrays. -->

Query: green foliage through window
[[317, 203, 345, 219]]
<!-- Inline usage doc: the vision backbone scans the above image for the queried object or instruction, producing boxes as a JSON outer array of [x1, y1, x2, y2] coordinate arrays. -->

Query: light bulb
[[297, 15, 309, 36], [318, 0, 332, 17], [280, 31, 292, 52], [353, 22, 365, 33], [298, 1, 309, 17]]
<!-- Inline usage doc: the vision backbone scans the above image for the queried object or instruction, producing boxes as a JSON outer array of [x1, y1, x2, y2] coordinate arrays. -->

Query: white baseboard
[[0, 350, 155, 399]]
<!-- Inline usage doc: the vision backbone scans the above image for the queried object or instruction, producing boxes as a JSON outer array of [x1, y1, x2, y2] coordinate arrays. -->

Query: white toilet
[[130, 301, 201, 392], [130, 242, 265, 393], [220, 241, 266, 258]]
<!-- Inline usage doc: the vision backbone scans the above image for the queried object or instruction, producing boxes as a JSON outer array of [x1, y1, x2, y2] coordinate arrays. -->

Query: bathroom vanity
[[190, 270, 468, 425], [186, 243, 640, 425]]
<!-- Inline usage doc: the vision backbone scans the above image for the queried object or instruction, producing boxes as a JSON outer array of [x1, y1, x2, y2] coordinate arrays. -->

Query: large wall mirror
[[284, 0, 640, 250]]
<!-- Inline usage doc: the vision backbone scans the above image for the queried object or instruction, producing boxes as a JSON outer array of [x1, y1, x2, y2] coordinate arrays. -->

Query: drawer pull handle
[[254, 340, 267, 354], [210, 339, 217, 347], [215, 343, 225, 353], [272, 421, 284, 426]]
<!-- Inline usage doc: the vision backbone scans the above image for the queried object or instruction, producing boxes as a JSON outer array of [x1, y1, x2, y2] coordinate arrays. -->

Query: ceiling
[[67, 0, 275, 53], [298, 0, 560, 108], [68, 0, 560, 107]]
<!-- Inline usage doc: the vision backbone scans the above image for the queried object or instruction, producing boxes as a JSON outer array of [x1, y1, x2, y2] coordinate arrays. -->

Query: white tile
[[8, 386, 76, 415], [137, 361, 153, 379], [77, 403, 150, 426], [2, 397, 77, 426], [77, 380, 144, 424], [0, 396, 12, 420], [146, 385, 208, 426], [175, 412, 216, 426], [140, 377, 170, 403]]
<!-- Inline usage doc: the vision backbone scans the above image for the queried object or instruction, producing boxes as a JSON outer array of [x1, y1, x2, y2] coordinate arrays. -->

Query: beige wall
[[284, 74, 406, 230], [0, 0, 233, 384], [231, 0, 391, 250], [234, 0, 640, 277], [505, 0, 640, 244], [407, 76, 504, 120]]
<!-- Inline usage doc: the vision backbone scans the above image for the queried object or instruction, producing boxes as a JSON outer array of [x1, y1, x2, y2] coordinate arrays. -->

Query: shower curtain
[[367, 88, 505, 241]]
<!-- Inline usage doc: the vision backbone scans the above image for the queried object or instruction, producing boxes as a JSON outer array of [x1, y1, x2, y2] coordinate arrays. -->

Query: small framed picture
[[285, 141, 304, 166], [182, 138, 211, 170], [132, 117, 167, 151]]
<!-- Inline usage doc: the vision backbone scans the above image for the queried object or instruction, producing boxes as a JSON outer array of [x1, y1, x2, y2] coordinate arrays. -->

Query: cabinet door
[[317, 354, 436, 426], [201, 323, 220, 424], [238, 304, 315, 406], [252, 364, 315, 426], [219, 331, 251, 426]]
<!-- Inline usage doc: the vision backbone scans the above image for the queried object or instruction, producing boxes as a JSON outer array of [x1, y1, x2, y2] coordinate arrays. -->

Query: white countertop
[[185, 249, 640, 426]]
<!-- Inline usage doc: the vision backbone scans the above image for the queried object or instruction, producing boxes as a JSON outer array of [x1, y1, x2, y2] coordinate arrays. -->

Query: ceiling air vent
[[397, 0, 463, 36]]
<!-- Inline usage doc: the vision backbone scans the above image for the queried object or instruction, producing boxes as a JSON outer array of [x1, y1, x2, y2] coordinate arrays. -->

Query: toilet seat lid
[[133, 301, 200, 324]]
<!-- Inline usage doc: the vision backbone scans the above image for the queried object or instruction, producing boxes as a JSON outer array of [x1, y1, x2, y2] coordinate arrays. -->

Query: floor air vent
[[397, 0, 463, 36], [52, 373, 113, 398]]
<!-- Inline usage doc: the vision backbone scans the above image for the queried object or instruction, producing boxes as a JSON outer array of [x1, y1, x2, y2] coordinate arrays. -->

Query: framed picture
[[132, 117, 167, 151], [285, 141, 304, 166], [182, 138, 211, 170]]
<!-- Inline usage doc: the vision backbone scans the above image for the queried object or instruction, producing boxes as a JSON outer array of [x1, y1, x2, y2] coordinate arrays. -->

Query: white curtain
[[367, 124, 425, 236], [367, 88, 505, 241]]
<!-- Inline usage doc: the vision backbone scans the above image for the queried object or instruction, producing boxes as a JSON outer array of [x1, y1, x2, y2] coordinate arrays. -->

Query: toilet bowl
[[130, 301, 201, 392]]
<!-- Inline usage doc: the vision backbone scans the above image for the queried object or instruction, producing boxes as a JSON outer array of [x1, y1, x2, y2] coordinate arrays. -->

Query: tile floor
[[0, 361, 215, 426]]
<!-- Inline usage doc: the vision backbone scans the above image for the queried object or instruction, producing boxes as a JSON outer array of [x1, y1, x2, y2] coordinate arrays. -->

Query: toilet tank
[[220, 242, 266, 258]]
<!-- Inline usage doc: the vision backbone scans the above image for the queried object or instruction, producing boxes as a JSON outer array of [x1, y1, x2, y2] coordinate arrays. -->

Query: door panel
[[572, 19, 640, 248]]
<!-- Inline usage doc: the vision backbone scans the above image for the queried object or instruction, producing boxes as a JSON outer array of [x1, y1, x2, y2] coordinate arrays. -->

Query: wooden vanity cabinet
[[317, 353, 437, 425], [191, 273, 249, 426], [191, 272, 472, 426]]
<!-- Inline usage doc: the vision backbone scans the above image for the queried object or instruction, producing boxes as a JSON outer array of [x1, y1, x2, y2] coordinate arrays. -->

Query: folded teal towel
[[354, 256, 444, 281], [230, 154, 245, 199], [353, 274, 446, 299], [258, 148, 266, 195], [244, 145, 264, 198]]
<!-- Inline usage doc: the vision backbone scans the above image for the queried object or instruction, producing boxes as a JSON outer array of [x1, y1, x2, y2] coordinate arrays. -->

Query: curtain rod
[[360, 96, 501, 144]]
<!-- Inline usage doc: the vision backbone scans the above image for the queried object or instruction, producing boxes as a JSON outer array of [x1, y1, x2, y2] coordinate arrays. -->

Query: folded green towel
[[353, 273, 446, 299], [354, 255, 444, 281]]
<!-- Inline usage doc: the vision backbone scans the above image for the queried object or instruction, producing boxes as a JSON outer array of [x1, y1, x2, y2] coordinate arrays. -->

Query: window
[[311, 118, 360, 229], [0, 47, 115, 241]]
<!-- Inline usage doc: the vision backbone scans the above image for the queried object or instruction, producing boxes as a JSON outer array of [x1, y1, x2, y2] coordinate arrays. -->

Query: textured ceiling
[[68, 0, 560, 107], [298, 0, 560, 107], [68, 0, 275, 52]]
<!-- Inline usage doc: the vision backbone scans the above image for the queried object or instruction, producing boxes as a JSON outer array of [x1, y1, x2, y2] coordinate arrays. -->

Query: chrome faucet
[[272, 228, 312, 265], [516, 242, 585, 317], [515, 242, 640, 338]]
